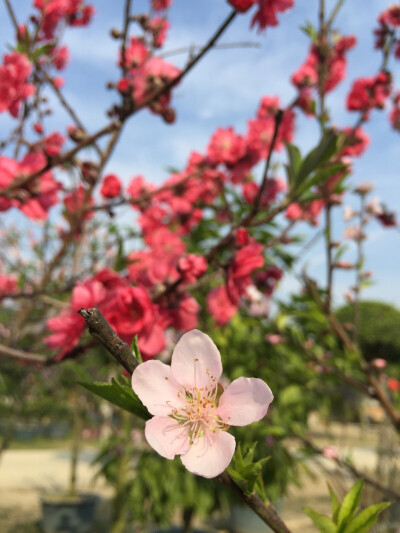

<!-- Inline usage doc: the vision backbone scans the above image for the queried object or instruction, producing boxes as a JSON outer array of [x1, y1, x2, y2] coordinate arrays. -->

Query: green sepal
[[227, 442, 270, 497], [131, 334, 143, 363]]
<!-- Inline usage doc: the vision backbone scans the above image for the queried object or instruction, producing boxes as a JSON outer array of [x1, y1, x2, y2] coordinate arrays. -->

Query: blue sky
[[0, 0, 399, 308]]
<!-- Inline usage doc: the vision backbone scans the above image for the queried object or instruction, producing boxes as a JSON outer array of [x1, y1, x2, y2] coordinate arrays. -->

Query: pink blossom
[[100, 174, 122, 198], [0, 273, 18, 298], [265, 333, 282, 345], [152, 0, 172, 9], [371, 358, 387, 369], [343, 226, 365, 241], [207, 127, 247, 166], [285, 199, 324, 225], [228, 0, 257, 12], [322, 445, 339, 460], [0, 52, 35, 117], [207, 285, 238, 326], [148, 17, 170, 48], [251, 0, 294, 31], [132, 330, 273, 477], [51, 45, 70, 70], [177, 254, 208, 284]]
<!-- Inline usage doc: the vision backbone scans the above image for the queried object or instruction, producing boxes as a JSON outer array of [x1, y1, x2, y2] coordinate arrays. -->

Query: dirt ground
[[0, 422, 398, 533]]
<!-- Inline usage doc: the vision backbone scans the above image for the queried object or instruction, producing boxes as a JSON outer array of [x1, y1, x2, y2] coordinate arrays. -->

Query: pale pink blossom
[[343, 206, 357, 221], [265, 333, 282, 345], [371, 358, 387, 369], [322, 445, 339, 459], [132, 330, 273, 478]]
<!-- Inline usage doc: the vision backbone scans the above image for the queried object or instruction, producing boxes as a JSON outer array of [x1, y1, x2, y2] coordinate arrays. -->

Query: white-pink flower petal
[[145, 416, 190, 460], [216, 377, 273, 426], [131, 360, 185, 416], [181, 429, 235, 478], [171, 329, 222, 390]]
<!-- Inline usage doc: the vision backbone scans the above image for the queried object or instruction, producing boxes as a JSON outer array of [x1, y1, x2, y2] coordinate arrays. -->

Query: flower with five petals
[[131, 329, 273, 478]]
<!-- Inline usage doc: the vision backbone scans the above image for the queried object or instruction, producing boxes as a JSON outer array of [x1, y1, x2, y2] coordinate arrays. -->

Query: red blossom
[[0, 273, 18, 298], [100, 174, 122, 198], [347, 72, 391, 114], [207, 285, 238, 326], [340, 127, 370, 157], [207, 127, 247, 166], [148, 17, 170, 48], [286, 199, 324, 225], [388, 377, 400, 392], [64, 184, 94, 222], [152, 0, 172, 9], [251, 0, 294, 31], [177, 254, 208, 284], [0, 52, 35, 118], [0, 152, 60, 219], [51, 45, 70, 70]]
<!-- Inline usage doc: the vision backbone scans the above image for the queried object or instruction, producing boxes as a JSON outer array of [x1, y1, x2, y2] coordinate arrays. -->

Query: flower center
[[170, 385, 228, 444]]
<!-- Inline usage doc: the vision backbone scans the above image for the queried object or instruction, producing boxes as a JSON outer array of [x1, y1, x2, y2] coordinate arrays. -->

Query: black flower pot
[[41, 493, 99, 533]]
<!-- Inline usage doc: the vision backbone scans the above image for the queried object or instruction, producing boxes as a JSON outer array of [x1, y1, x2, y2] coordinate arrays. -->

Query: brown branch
[[130, 10, 237, 116], [160, 40, 260, 59], [121, 0, 132, 78], [299, 435, 400, 502], [219, 472, 292, 533], [78, 308, 138, 374], [252, 109, 284, 215], [1, 10, 237, 197], [3, 0, 19, 34], [302, 274, 400, 431], [39, 68, 102, 157], [1, 120, 121, 198], [0, 343, 46, 364]]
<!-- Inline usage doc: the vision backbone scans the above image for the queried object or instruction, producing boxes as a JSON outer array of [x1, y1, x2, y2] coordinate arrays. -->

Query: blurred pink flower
[[322, 445, 339, 460]]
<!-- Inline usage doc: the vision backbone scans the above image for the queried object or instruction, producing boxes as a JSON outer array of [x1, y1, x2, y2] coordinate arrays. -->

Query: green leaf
[[337, 480, 364, 532], [300, 20, 318, 43], [285, 142, 302, 189], [131, 335, 143, 364], [296, 162, 347, 196], [295, 131, 338, 187], [327, 483, 340, 524], [79, 378, 151, 420], [343, 501, 392, 533], [303, 507, 337, 532], [32, 44, 53, 62]]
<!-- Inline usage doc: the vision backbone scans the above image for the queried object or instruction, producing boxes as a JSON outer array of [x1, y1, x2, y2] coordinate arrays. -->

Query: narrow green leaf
[[327, 483, 340, 524], [295, 131, 338, 186], [131, 334, 143, 363], [343, 502, 392, 533], [295, 162, 347, 196], [337, 480, 364, 532], [79, 379, 151, 420], [32, 44, 53, 62], [300, 20, 318, 42], [303, 507, 337, 533]]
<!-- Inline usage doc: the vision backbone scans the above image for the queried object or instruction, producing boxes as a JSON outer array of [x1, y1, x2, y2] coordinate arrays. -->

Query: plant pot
[[228, 503, 281, 533], [41, 493, 99, 533]]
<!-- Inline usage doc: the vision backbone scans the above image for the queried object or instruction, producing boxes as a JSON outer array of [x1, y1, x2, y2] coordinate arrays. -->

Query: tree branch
[[219, 472, 292, 533], [78, 308, 138, 374]]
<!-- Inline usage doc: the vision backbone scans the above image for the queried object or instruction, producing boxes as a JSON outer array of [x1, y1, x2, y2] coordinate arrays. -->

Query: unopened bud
[[110, 28, 122, 39]]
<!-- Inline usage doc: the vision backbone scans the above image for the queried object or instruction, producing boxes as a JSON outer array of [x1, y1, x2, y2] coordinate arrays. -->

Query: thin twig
[[78, 308, 138, 374], [0, 343, 46, 364], [3, 0, 19, 34], [298, 435, 400, 501], [160, 40, 260, 59]]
